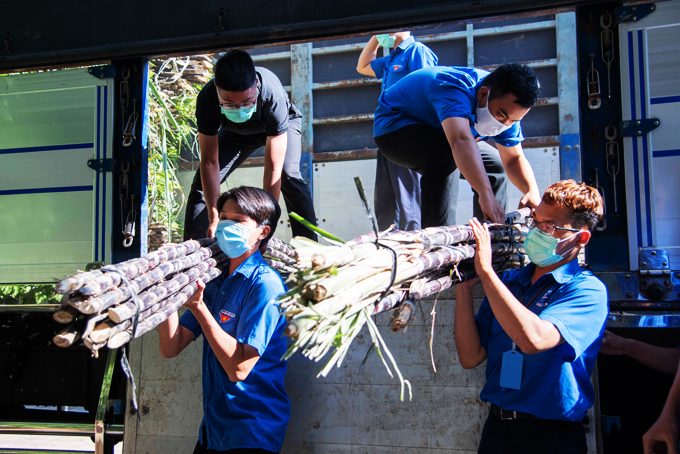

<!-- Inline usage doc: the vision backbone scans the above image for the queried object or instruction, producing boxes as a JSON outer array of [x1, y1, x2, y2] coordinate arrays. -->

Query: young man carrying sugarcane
[[356, 31, 438, 231], [454, 180, 608, 454], [373, 63, 543, 227], [184, 49, 317, 242], [159, 186, 289, 454]]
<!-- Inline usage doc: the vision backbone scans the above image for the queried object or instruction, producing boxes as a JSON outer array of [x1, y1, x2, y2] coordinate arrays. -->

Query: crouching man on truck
[[454, 180, 607, 454], [159, 186, 289, 454]]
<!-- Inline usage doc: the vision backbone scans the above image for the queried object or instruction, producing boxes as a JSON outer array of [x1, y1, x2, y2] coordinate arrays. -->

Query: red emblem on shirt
[[220, 313, 231, 322], [393, 64, 403, 71]]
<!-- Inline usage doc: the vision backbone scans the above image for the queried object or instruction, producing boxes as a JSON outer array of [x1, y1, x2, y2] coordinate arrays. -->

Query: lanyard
[[511, 279, 559, 351]]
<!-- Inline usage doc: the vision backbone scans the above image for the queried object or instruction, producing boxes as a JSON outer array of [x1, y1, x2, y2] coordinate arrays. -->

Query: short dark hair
[[214, 50, 257, 92], [482, 63, 541, 108], [216, 186, 281, 251], [542, 180, 604, 231]]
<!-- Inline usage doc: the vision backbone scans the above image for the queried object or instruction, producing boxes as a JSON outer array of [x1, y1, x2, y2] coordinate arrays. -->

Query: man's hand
[[519, 189, 541, 211], [470, 217, 495, 277], [643, 412, 679, 454], [206, 219, 219, 239], [478, 191, 506, 224], [185, 279, 207, 313], [599, 330, 629, 356]]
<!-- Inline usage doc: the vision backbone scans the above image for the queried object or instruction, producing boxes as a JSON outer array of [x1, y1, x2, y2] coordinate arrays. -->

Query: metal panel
[[0, 68, 114, 283]]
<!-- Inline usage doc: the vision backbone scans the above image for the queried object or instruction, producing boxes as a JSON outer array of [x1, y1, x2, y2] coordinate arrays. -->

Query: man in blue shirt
[[374, 64, 542, 227], [159, 186, 289, 454], [357, 31, 438, 231], [455, 180, 608, 454]]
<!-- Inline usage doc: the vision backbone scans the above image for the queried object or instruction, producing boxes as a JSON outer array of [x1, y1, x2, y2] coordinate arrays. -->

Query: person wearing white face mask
[[454, 180, 607, 454], [159, 186, 291, 454], [184, 50, 318, 243], [373, 63, 543, 227]]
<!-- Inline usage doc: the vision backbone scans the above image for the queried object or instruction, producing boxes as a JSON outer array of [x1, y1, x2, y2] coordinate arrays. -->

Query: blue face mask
[[221, 103, 257, 123], [524, 227, 581, 267], [215, 220, 261, 259], [376, 34, 396, 48]]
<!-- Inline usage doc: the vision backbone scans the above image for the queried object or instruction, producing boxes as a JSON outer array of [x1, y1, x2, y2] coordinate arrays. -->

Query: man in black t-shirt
[[184, 50, 317, 241]]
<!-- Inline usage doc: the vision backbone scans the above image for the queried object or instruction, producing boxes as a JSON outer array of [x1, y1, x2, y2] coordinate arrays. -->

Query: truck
[[0, 1, 678, 453]]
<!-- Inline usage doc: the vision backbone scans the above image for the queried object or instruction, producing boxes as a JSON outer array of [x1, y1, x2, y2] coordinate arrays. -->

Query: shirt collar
[[231, 250, 265, 279], [517, 258, 582, 287], [394, 36, 415, 53]]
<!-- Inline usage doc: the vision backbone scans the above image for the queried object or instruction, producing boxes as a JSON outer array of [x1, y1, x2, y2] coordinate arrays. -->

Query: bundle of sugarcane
[[51, 238, 229, 356], [278, 209, 528, 400], [262, 237, 297, 276]]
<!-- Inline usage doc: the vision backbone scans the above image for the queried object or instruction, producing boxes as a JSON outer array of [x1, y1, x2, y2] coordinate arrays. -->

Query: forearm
[[451, 138, 495, 199], [357, 37, 380, 76], [190, 303, 248, 381], [662, 361, 680, 418], [200, 159, 221, 225], [625, 340, 680, 375], [158, 312, 182, 358], [263, 164, 282, 201], [479, 270, 560, 354], [504, 154, 539, 196], [454, 285, 487, 369], [263, 135, 285, 201]]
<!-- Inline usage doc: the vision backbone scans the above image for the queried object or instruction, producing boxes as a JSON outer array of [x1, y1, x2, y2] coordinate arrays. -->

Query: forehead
[[489, 93, 530, 118], [533, 201, 572, 227], [221, 198, 247, 217]]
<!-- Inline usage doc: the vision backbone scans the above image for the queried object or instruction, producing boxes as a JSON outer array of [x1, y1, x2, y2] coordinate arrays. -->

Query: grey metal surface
[[0, 422, 124, 437], [607, 312, 680, 328]]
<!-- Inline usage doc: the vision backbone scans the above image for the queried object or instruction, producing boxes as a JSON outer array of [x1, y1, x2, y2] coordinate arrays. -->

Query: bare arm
[[496, 143, 541, 210], [263, 133, 287, 202], [643, 359, 680, 454], [198, 132, 221, 238], [454, 278, 487, 369], [356, 36, 380, 77], [470, 218, 565, 354], [183, 280, 261, 382], [600, 330, 680, 375], [158, 311, 196, 359], [442, 117, 505, 223]]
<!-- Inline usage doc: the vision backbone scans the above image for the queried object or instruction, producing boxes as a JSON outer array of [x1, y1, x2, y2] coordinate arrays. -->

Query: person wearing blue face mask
[[454, 180, 607, 454], [356, 31, 438, 232], [160, 186, 290, 454], [184, 49, 318, 243]]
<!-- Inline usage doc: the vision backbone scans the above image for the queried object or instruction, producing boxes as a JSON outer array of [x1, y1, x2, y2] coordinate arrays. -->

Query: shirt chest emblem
[[219, 309, 236, 322], [392, 64, 405, 71]]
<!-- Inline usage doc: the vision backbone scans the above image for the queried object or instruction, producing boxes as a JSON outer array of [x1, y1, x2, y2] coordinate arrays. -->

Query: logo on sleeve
[[219, 309, 236, 322]]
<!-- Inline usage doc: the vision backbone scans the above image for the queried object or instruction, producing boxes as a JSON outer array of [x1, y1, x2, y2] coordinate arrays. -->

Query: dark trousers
[[193, 442, 277, 454], [184, 117, 317, 241], [374, 124, 508, 228], [478, 412, 588, 454], [374, 150, 422, 231]]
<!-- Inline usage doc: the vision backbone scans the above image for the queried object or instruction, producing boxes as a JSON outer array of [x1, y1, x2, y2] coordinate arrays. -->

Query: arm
[[496, 143, 541, 210], [442, 117, 505, 223], [600, 330, 680, 375], [158, 311, 196, 358], [356, 36, 380, 77], [198, 132, 222, 238], [263, 132, 287, 202], [643, 359, 680, 454], [470, 217, 564, 354], [454, 278, 487, 369], [185, 280, 261, 382]]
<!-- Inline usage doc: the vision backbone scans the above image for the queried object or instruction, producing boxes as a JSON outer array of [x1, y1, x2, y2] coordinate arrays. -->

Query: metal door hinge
[[616, 3, 656, 23], [88, 65, 115, 80], [639, 248, 672, 301], [620, 118, 660, 137], [87, 158, 115, 173]]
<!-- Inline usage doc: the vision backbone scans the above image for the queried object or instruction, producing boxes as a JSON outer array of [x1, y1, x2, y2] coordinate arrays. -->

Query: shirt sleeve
[[179, 308, 203, 340], [370, 56, 387, 80], [539, 278, 609, 362], [195, 81, 221, 136], [492, 122, 524, 147], [261, 96, 290, 137], [236, 272, 285, 356], [475, 298, 494, 352], [408, 44, 438, 72]]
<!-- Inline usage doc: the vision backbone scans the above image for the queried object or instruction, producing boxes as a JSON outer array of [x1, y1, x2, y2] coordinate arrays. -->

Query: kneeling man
[[455, 180, 607, 454]]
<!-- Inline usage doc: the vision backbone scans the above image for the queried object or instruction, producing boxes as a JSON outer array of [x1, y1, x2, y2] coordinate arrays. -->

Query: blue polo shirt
[[475, 259, 608, 421], [370, 36, 438, 92], [179, 251, 290, 452], [373, 66, 524, 147]]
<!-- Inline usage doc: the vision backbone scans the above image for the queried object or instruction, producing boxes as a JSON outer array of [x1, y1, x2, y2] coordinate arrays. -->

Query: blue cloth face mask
[[524, 227, 581, 267], [215, 220, 261, 259], [221, 103, 257, 123], [376, 34, 396, 48]]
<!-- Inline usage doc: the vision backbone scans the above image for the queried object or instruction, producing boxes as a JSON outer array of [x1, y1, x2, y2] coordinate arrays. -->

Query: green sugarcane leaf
[[289, 213, 345, 244]]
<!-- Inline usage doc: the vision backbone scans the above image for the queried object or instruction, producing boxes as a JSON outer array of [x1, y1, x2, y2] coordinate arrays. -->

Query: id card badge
[[499, 349, 523, 390]]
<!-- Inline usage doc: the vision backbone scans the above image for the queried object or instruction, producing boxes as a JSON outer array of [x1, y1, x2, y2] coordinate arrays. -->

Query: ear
[[259, 225, 271, 241], [477, 86, 489, 106], [576, 230, 591, 246]]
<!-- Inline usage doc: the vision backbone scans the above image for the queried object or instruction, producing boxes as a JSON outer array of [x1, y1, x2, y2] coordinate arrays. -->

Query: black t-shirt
[[195, 67, 301, 137]]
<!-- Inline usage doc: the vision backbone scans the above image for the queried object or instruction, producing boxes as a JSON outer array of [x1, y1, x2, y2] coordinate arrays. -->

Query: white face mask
[[474, 89, 512, 137]]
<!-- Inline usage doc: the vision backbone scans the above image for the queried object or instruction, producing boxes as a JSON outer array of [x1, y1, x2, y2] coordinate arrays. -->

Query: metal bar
[[0, 450, 94, 454], [311, 43, 367, 55], [312, 78, 380, 90], [0, 422, 124, 437], [479, 58, 558, 71], [469, 19, 556, 36], [250, 51, 291, 62], [607, 311, 680, 328], [466, 23, 475, 67], [312, 113, 373, 125], [0, 304, 60, 312], [291, 43, 314, 190]]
